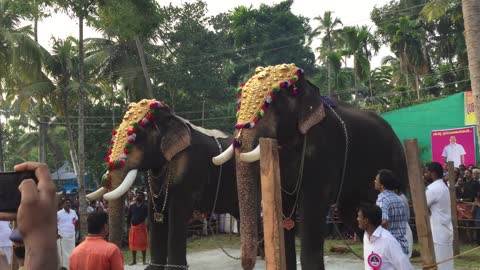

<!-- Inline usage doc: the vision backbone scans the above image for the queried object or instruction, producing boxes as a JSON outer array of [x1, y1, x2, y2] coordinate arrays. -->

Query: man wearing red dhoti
[[128, 190, 148, 265]]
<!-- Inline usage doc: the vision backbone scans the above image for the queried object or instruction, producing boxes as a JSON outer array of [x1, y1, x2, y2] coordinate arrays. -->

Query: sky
[[34, 0, 393, 67]]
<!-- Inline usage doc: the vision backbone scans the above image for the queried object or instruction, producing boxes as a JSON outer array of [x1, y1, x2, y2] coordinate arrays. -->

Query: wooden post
[[403, 139, 437, 270], [447, 161, 460, 255], [259, 138, 286, 270]]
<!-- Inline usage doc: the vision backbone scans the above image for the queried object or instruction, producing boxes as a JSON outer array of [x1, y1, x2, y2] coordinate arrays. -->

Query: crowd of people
[[0, 160, 478, 270], [443, 164, 480, 245]]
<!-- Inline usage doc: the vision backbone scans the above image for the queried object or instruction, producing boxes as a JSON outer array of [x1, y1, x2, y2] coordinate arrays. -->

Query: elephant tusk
[[212, 144, 234, 165], [239, 144, 261, 163], [86, 187, 106, 201], [103, 169, 138, 201]]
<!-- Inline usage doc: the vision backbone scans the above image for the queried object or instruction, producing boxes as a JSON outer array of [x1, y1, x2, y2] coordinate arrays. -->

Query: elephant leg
[[282, 195, 297, 270], [300, 192, 328, 270], [147, 198, 169, 270], [166, 191, 193, 269], [284, 227, 297, 270]]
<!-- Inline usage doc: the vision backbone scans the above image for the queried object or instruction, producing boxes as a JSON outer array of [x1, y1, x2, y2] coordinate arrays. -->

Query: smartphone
[[0, 171, 37, 213]]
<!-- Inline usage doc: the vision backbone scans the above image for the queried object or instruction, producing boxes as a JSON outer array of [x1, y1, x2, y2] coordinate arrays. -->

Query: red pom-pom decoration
[[108, 161, 115, 168], [123, 148, 129, 154], [150, 102, 159, 109], [119, 160, 125, 167], [111, 130, 117, 135], [110, 140, 115, 145], [292, 87, 299, 96], [145, 113, 154, 120], [105, 156, 110, 162], [108, 149, 112, 155]]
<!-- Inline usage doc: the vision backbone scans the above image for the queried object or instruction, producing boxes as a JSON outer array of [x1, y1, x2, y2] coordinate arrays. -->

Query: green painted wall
[[381, 93, 478, 163]]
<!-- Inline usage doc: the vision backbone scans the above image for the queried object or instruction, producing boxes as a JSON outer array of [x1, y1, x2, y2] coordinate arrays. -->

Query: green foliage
[[0, 0, 475, 181], [93, 0, 162, 40], [11, 0, 53, 22], [228, 0, 316, 85], [153, 1, 234, 114]]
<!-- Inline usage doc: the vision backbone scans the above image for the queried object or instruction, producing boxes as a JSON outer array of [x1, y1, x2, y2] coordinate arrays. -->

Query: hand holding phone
[[7, 162, 58, 269], [0, 171, 37, 214]]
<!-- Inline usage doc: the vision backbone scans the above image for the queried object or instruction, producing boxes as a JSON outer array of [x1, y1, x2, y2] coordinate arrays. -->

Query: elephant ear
[[161, 117, 191, 161], [298, 80, 326, 135]]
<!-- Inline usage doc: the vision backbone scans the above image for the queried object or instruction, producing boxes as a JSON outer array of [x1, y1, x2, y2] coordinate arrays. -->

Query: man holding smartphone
[[0, 162, 59, 269], [57, 198, 78, 269]]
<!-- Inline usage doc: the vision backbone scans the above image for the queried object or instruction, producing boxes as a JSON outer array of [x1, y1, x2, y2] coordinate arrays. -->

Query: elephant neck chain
[[147, 160, 177, 223], [281, 135, 307, 196], [281, 135, 307, 223], [326, 105, 349, 205]]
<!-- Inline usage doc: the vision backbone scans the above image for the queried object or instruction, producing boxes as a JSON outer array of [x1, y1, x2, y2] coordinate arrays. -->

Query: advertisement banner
[[465, 91, 475, 125], [431, 127, 476, 168]]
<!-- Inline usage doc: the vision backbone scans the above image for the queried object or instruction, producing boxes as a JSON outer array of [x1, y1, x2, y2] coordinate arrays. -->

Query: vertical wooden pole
[[259, 138, 286, 270], [404, 139, 437, 270], [446, 161, 460, 255]]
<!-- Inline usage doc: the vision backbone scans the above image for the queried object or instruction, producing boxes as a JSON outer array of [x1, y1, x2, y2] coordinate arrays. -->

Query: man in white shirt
[[357, 204, 414, 270], [0, 221, 12, 267], [57, 198, 78, 269], [425, 162, 454, 270], [442, 136, 466, 168]]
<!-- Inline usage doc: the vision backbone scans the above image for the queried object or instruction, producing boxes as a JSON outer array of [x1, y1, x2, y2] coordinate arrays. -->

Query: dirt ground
[[124, 248, 420, 270]]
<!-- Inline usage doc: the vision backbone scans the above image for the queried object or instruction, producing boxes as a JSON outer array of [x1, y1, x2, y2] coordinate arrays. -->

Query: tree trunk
[[463, 0, 480, 151], [414, 66, 420, 99], [39, 101, 47, 163], [354, 57, 359, 99], [327, 59, 331, 96], [77, 15, 88, 242], [327, 37, 332, 96], [34, 15, 38, 43], [0, 119, 4, 172], [34, 10, 48, 163], [368, 73, 373, 100], [134, 36, 154, 99]]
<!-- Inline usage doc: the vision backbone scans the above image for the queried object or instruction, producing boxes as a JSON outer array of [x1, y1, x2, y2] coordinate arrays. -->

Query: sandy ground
[[123, 248, 400, 270]]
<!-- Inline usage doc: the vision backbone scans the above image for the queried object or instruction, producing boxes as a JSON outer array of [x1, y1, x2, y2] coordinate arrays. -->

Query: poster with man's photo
[[431, 127, 476, 168]]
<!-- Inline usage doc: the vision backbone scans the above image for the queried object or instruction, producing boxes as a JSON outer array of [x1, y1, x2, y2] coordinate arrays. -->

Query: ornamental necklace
[[280, 135, 307, 231], [147, 160, 176, 223]]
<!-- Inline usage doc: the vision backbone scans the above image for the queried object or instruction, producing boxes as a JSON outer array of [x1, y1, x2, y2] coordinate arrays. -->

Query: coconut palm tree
[[84, 37, 160, 102], [389, 16, 425, 99], [311, 11, 343, 96], [339, 26, 379, 100], [0, 0, 46, 168]]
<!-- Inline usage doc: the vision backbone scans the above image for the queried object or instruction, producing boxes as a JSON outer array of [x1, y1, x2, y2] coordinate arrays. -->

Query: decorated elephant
[[213, 64, 408, 270], [87, 99, 239, 270]]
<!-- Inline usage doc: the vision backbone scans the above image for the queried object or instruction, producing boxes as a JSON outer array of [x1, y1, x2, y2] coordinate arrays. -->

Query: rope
[[423, 245, 480, 268]]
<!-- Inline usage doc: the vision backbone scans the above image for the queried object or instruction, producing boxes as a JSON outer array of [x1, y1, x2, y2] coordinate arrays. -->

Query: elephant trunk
[[107, 167, 130, 246], [235, 129, 259, 270]]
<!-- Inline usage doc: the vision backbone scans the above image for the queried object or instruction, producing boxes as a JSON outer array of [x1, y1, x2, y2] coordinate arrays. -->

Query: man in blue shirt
[[374, 169, 409, 255]]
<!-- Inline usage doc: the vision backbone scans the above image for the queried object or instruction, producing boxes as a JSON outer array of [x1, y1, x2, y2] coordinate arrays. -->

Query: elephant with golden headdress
[[213, 64, 408, 270], [87, 99, 239, 270]]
